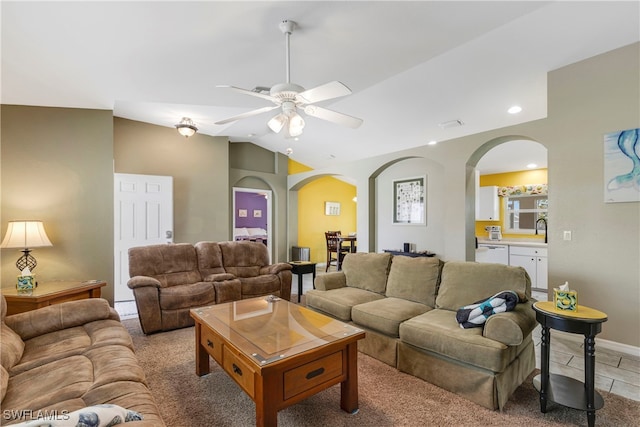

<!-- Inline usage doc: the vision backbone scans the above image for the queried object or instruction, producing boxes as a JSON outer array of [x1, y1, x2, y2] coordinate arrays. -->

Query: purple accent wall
[[235, 191, 267, 229]]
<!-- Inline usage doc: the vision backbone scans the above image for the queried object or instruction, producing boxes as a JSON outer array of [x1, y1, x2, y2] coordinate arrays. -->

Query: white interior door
[[114, 173, 173, 302]]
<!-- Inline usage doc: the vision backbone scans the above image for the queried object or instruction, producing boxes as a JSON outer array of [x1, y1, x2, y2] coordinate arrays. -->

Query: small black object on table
[[532, 301, 608, 427], [288, 261, 317, 302]]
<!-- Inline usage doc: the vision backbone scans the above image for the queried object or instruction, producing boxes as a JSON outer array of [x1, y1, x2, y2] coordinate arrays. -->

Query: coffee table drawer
[[223, 346, 256, 398], [200, 327, 223, 363], [283, 351, 343, 400]]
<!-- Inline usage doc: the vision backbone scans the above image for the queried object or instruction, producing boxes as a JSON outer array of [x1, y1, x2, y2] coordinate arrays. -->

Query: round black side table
[[532, 301, 608, 427]]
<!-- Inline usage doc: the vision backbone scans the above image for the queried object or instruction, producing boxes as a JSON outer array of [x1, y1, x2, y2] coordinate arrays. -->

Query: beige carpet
[[123, 317, 639, 427]]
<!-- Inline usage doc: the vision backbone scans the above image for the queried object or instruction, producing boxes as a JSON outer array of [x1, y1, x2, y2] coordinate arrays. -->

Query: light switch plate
[[563, 231, 572, 241]]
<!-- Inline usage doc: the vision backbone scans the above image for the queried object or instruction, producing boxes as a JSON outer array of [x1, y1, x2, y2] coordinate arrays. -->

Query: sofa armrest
[[259, 263, 293, 275], [483, 300, 537, 346], [127, 276, 162, 289], [4, 298, 116, 341], [314, 272, 347, 291]]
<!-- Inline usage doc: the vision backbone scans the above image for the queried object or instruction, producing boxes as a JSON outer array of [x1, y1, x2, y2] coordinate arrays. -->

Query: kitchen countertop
[[477, 238, 547, 248]]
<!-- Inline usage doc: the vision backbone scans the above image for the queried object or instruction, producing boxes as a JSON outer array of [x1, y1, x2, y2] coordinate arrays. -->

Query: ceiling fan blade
[[296, 81, 352, 104], [216, 85, 276, 103], [304, 105, 363, 129], [215, 105, 279, 125]]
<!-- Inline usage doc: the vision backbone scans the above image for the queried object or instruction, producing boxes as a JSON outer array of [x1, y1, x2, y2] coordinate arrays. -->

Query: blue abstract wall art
[[604, 127, 640, 203]]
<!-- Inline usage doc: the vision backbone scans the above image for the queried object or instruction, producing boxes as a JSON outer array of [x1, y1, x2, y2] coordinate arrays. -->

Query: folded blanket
[[456, 290, 520, 329]]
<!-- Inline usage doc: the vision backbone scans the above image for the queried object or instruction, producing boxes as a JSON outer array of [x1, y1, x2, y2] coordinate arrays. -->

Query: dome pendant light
[[175, 117, 198, 138]]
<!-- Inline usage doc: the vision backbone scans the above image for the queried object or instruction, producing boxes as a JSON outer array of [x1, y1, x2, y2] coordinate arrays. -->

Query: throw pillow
[[10, 404, 143, 427]]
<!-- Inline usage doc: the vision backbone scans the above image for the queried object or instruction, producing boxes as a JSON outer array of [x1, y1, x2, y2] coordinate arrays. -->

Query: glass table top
[[191, 296, 363, 365]]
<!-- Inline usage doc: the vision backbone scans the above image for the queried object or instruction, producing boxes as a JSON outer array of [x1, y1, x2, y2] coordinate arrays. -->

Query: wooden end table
[[191, 297, 365, 427], [288, 261, 317, 302], [532, 301, 608, 427], [1, 280, 107, 315]]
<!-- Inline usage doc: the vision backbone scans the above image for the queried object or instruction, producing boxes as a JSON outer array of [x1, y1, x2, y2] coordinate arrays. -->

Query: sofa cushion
[[1, 324, 24, 370], [305, 288, 385, 321], [239, 275, 281, 298], [1, 365, 8, 402], [386, 256, 441, 306], [10, 319, 134, 376], [3, 345, 147, 423], [219, 241, 270, 277], [399, 309, 522, 372], [352, 297, 432, 337], [341, 252, 392, 294], [194, 241, 228, 278], [128, 243, 201, 287], [436, 262, 531, 311], [159, 282, 215, 310]]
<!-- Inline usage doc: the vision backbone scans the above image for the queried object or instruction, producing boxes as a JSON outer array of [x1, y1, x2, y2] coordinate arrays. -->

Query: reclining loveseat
[[127, 241, 292, 334]]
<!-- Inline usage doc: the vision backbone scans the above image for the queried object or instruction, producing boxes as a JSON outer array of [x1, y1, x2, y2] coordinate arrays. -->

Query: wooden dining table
[[336, 235, 357, 270]]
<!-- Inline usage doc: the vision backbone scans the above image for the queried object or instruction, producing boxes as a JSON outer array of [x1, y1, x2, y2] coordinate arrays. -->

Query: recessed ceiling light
[[508, 105, 522, 114], [427, 140, 438, 146], [526, 163, 537, 169]]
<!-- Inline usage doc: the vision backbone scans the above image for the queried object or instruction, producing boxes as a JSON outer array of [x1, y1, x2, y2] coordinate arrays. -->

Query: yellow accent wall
[[289, 159, 356, 264], [476, 169, 548, 241]]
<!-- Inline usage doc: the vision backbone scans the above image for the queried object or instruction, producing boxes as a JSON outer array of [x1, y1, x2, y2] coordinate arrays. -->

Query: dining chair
[[325, 231, 348, 272]]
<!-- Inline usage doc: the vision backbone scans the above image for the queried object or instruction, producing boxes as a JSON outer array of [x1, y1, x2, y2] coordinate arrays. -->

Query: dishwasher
[[476, 243, 509, 265]]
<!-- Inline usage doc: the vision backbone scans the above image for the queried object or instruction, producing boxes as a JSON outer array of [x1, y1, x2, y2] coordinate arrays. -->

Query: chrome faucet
[[535, 218, 548, 243]]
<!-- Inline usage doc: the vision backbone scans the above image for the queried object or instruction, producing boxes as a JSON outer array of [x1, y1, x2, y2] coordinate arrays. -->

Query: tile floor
[[115, 266, 640, 402]]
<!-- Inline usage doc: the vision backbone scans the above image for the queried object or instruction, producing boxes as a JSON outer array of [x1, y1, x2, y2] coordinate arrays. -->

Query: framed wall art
[[253, 209, 262, 218], [238, 209, 248, 218], [325, 201, 341, 216], [604, 127, 640, 203], [393, 176, 426, 225]]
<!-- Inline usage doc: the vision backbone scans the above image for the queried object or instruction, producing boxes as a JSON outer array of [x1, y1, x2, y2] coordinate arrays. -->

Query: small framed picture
[[325, 201, 341, 216], [238, 209, 248, 218], [253, 209, 262, 218]]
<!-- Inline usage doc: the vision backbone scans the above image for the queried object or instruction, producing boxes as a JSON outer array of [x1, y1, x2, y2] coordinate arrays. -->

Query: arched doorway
[[466, 136, 548, 261]]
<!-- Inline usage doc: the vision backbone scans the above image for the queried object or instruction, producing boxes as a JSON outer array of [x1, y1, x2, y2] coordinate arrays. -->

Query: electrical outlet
[[563, 231, 572, 241]]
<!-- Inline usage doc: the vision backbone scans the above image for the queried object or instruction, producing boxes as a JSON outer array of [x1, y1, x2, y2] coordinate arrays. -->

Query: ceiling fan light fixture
[[268, 113, 287, 133], [175, 117, 198, 138], [288, 112, 305, 137]]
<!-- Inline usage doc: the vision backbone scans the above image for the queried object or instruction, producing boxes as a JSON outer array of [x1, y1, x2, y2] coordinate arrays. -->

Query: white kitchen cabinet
[[477, 186, 500, 221], [509, 246, 548, 290]]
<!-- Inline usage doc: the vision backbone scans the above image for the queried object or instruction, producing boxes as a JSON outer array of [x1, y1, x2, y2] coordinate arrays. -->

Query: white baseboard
[[551, 329, 640, 357]]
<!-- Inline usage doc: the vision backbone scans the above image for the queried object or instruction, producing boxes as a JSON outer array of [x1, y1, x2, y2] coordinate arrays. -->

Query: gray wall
[[114, 118, 230, 243], [1, 106, 115, 300], [229, 142, 289, 263], [289, 42, 639, 348]]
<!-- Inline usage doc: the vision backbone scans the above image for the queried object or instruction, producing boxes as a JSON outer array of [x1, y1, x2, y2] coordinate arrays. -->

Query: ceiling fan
[[215, 20, 363, 138]]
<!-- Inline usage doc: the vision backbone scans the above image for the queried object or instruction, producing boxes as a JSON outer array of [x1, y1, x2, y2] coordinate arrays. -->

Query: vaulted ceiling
[[2, 1, 638, 170]]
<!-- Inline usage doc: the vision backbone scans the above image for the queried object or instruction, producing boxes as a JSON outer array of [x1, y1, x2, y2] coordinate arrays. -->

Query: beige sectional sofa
[[128, 241, 292, 334], [305, 252, 537, 410], [0, 296, 164, 426]]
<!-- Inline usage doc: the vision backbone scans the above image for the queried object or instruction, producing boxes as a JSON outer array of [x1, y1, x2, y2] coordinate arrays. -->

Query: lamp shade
[[1, 220, 53, 249]]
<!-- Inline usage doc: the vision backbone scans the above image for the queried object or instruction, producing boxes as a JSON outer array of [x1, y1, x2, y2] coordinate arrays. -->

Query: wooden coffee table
[[190, 296, 365, 427]]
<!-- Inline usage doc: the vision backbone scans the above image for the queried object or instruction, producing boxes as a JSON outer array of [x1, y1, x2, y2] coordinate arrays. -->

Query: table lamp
[[1, 220, 53, 273]]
